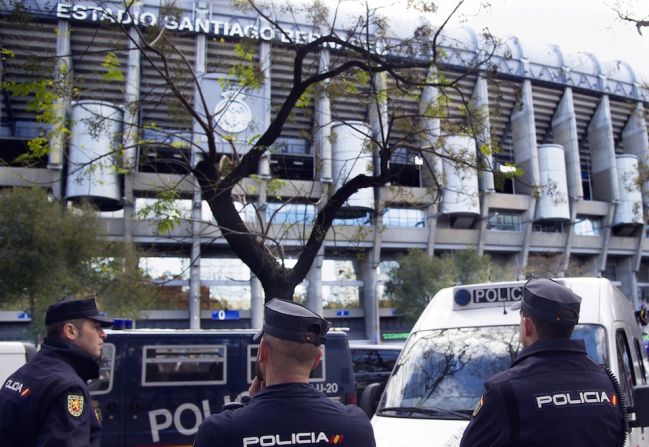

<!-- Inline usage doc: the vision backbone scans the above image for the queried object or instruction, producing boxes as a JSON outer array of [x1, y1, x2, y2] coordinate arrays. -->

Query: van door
[[613, 328, 649, 446], [124, 336, 236, 446], [315, 333, 356, 404]]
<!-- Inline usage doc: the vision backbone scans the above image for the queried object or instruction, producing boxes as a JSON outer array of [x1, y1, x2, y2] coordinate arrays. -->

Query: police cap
[[511, 278, 581, 326], [45, 297, 113, 327], [254, 298, 330, 346]]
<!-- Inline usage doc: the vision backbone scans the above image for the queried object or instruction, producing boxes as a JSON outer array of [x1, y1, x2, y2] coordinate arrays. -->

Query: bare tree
[[1, 0, 500, 303], [613, 1, 649, 34]]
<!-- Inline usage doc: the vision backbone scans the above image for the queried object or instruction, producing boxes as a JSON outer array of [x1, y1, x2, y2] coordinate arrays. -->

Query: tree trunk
[[261, 281, 295, 302]]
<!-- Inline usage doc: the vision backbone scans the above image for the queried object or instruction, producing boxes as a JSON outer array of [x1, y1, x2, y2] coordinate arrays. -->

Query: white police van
[[0, 341, 35, 384], [88, 328, 356, 446], [369, 277, 649, 447]]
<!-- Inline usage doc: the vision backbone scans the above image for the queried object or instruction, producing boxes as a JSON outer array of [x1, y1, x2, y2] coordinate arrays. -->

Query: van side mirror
[[359, 382, 382, 418], [630, 385, 649, 427]]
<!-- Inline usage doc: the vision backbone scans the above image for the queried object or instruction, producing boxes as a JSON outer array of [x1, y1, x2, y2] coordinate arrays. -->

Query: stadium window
[[574, 216, 602, 236], [383, 207, 426, 228], [486, 211, 522, 232], [266, 202, 316, 225]]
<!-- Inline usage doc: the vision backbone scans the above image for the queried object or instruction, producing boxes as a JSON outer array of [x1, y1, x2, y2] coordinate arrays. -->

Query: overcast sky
[[440, 0, 649, 81], [361, 0, 649, 82]]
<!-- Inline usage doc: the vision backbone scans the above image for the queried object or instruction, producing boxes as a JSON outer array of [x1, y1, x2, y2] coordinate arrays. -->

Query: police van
[[88, 328, 356, 446], [369, 277, 649, 447], [0, 341, 36, 384], [350, 343, 403, 416]]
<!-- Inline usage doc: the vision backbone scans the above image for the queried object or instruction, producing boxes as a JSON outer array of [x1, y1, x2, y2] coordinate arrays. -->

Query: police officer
[[194, 298, 376, 447], [460, 278, 627, 447], [0, 297, 113, 447]]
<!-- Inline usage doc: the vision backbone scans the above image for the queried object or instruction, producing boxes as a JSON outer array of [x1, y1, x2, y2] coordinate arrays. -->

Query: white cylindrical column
[[331, 121, 374, 217], [614, 154, 643, 228], [440, 135, 480, 221], [66, 101, 123, 211], [535, 144, 570, 221]]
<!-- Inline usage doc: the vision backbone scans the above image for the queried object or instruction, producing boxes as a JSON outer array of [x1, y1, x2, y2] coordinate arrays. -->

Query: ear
[[310, 347, 323, 371], [61, 322, 78, 341], [522, 316, 536, 338], [258, 338, 269, 362]]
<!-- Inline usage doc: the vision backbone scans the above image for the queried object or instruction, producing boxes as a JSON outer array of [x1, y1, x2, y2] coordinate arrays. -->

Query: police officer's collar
[[253, 382, 319, 398], [512, 338, 587, 366], [43, 337, 100, 381]]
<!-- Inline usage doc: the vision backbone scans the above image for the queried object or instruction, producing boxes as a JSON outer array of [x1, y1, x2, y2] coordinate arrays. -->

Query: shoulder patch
[[472, 395, 484, 417], [67, 394, 84, 417]]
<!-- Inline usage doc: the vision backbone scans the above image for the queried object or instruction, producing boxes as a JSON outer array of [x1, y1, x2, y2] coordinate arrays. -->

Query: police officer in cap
[[0, 297, 112, 447], [460, 278, 627, 447], [194, 298, 376, 447]]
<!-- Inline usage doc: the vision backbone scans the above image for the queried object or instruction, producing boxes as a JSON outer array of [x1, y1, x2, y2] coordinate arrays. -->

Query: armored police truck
[[369, 277, 649, 447], [88, 328, 356, 446]]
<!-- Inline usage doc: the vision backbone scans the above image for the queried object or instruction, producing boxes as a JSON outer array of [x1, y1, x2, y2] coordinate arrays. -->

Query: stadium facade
[[1, 0, 649, 341]]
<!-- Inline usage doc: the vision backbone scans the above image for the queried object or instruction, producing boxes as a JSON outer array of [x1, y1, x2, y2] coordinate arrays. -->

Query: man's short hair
[[46, 318, 86, 338], [522, 309, 575, 339], [264, 333, 321, 372]]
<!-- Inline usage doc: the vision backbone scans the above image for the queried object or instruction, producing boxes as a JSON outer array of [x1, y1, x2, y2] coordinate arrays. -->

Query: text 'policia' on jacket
[[86, 328, 356, 446]]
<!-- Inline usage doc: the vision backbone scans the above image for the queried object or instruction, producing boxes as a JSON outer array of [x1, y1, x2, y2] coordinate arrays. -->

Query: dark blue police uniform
[[194, 382, 375, 446], [460, 339, 625, 446], [0, 337, 102, 447], [0, 297, 111, 447], [194, 298, 375, 447], [460, 278, 626, 447]]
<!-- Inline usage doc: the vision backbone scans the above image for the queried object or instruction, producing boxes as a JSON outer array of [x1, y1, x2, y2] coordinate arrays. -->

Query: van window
[[379, 324, 607, 417], [142, 345, 227, 386], [633, 338, 647, 384], [615, 330, 636, 405], [247, 344, 325, 383], [309, 347, 325, 382], [88, 343, 115, 395], [247, 345, 259, 384], [352, 348, 400, 374]]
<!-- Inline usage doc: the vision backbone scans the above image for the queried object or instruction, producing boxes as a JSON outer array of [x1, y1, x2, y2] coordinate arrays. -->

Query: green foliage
[[26, 136, 49, 158], [3, 79, 58, 124], [343, 79, 359, 95], [135, 190, 183, 234], [0, 188, 155, 338], [295, 85, 314, 109], [229, 39, 263, 89], [89, 247, 157, 321], [1, 48, 15, 60], [101, 52, 125, 82], [384, 249, 495, 322], [355, 70, 370, 85], [478, 143, 492, 156], [2, 77, 71, 163], [267, 178, 288, 200], [234, 40, 254, 62]]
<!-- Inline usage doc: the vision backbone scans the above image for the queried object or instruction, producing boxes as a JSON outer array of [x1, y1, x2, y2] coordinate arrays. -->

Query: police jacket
[[0, 337, 102, 447], [194, 382, 376, 447], [460, 339, 625, 447]]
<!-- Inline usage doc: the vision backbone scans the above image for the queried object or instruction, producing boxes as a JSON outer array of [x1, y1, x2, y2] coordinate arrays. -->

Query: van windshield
[[378, 324, 607, 419]]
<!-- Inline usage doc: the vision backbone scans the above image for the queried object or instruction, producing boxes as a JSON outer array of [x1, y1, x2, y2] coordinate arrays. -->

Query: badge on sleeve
[[472, 395, 484, 417], [67, 394, 84, 417]]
